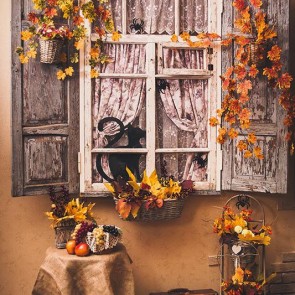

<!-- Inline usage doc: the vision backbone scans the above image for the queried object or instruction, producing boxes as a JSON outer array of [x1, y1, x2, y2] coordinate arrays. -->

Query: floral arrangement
[[16, 0, 121, 79], [45, 186, 95, 227], [221, 267, 268, 295], [171, 0, 295, 157], [213, 206, 272, 246], [105, 168, 193, 220]]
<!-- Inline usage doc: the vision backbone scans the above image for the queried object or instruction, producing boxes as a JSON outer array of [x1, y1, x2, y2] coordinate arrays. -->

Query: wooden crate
[[150, 288, 218, 295]]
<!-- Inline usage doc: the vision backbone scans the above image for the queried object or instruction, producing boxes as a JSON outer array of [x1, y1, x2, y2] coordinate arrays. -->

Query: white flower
[[234, 225, 243, 234], [241, 229, 255, 237]]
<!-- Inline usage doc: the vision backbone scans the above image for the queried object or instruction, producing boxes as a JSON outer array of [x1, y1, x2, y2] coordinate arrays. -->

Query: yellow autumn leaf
[[27, 49, 37, 58], [19, 53, 29, 64], [171, 34, 178, 42], [57, 70, 66, 80], [112, 31, 122, 41], [65, 66, 74, 76], [90, 69, 99, 78], [21, 30, 34, 41]]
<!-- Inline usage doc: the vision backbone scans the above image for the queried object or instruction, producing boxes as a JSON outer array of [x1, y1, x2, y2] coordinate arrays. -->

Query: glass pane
[[127, 0, 175, 34], [156, 152, 208, 181], [180, 0, 208, 34], [93, 153, 146, 183], [162, 47, 205, 70], [156, 79, 208, 148], [99, 43, 146, 74], [92, 78, 146, 148]]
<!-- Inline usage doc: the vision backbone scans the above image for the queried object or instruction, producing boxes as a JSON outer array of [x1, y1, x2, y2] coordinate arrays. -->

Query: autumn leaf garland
[[172, 0, 295, 158]]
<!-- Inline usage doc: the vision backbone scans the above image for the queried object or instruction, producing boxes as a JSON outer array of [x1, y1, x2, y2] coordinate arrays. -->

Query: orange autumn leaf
[[254, 146, 264, 159], [239, 108, 251, 122], [250, 0, 262, 8], [73, 15, 84, 26], [277, 73, 293, 89], [247, 133, 257, 144], [267, 45, 281, 61], [171, 34, 178, 42], [248, 65, 259, 78], [116, 199, 131, 219], [221, 38, 233, 46], [237, 79, 252, 95], [235, 36, 251, 46], [44, 7, 57, 18], [244, 150, 253, 158], [217, 109, 224, 117], [218, 127, 227, 136], [235, 17, 252, 34], [263, 28, 277, 40], [228, 128, 239, 139], [263, 67, 279, 80], [209, 116, 219, 126], [180, 31, 190, 41], [237, 140, 248, 151], [235, 64, 247, 79], [224, 66, 234, 79], [239, 94, 249, 103]]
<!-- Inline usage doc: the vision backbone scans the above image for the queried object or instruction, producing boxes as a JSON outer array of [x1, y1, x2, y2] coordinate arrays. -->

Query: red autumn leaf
[[277, 73, 293, 89], [263, 67, 278, 80], [116, 199, 131, 219], [248, 65, 259, 78], [267, 45, 281, 61], [47, 0, 57, 6], [233, 0, 246, 11], [27, 12, 39, 24], [235, 64, 247, 80], [73, 15, 84, 26], [250, 0, 262, 8]]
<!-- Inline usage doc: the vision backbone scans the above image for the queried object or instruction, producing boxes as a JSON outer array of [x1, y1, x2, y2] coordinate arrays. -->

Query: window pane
[[156, 79, 208, 148], [92, 78, 146, 148], [156, 152, 208, 181], [180, 0, 208, 34], [93, 153, 146, 183], [127, 0, 175, 34], [99, 43, 146, 74], [162, 47, 205, 70]]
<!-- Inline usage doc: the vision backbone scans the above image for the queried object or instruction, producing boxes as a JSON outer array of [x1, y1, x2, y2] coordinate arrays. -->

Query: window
[[11, 0, 289, 196], [79, 0, 223, 194]]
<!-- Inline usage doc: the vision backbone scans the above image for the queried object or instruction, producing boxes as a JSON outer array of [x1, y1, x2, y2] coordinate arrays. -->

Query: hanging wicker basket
[[39, 38, 63, 64], [114, 198, 185, 222], [54, 219, 76, 249]]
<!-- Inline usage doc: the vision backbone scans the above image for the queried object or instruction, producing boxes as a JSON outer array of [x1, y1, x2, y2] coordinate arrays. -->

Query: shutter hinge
[[78, 152, 81, 174]]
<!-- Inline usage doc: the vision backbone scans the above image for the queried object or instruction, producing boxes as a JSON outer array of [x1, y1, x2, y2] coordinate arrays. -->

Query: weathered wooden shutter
[[11, 0, 79, 196], [221, 0, 289, 193]]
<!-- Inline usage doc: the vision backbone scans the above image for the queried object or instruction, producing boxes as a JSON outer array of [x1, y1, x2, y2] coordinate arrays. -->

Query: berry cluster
[[72, 221, 96, 244], [103, 225, 120, 237]]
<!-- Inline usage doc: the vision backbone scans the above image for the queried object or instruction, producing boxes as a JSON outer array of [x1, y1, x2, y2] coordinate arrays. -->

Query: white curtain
[[109, 0, 208, 34]]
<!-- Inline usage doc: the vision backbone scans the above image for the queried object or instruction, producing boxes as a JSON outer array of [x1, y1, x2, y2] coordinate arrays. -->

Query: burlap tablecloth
[[32, 243, 134, 295]]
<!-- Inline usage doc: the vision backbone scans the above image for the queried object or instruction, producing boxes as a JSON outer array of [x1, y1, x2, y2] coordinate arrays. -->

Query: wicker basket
[[54, 219, 76, 249], [114, 198, 185, 222], [39, 39, 63, 64], [85, 226, 122, 254]]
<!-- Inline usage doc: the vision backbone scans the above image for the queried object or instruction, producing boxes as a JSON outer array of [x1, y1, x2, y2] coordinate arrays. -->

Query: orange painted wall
[[1, 1, 295, 294]]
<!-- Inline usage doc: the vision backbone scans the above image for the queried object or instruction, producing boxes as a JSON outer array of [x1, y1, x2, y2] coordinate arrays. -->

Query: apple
[[66, 239, 77, 255], [75, 242, 90, 257]]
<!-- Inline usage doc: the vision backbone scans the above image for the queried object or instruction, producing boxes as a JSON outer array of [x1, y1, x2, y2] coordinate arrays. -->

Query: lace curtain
[[109, 0, 208, 34], [92, 44, 146, 182]]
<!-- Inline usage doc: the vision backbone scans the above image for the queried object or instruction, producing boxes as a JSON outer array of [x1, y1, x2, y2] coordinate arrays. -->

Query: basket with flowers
[[105, 168, 193, 222], [45, 186, 95, 248], [213, 206, 272, 246], [221, 267, 275, 295]]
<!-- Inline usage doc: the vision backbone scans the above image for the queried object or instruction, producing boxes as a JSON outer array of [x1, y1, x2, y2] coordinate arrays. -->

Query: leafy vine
[[172, 0, 295, 158]]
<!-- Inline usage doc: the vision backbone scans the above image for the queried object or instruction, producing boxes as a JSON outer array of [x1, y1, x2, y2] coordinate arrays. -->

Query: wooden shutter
[[221, 0, 289, 194], [11, 0, 79, 196]]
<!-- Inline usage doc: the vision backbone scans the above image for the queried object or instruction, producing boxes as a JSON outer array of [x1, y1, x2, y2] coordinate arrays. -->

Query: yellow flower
[[57, 70, 66, 80], [19, 53, 29, 64], [112, 31, 122, 41], [21, 30, 34, 41], [65, 66, 74, 76], [27, 49, 37, 59], [90, 69, 99, 78]]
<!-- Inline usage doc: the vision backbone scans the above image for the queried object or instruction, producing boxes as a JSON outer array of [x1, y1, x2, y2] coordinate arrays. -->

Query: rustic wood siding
[[221, 0, 289, 193], [11, 0, 79, 196]]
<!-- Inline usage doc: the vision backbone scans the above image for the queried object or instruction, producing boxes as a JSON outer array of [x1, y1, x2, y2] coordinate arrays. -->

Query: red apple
[[66, 239, 77, 255], [75, 242, 90, 257]]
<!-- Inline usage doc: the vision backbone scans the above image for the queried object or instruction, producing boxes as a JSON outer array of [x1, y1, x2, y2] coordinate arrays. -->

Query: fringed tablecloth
[[32, 243, 134, 295]]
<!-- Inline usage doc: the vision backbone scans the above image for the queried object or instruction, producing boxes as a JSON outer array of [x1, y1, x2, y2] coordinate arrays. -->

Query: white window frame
[[79, 0, 223, 195]]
